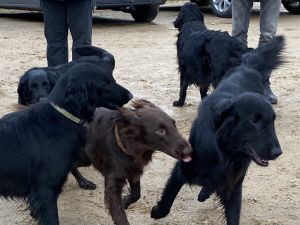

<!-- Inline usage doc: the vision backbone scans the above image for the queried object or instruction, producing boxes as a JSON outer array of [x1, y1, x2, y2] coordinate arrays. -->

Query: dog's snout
[[270, 147, 282, 160]]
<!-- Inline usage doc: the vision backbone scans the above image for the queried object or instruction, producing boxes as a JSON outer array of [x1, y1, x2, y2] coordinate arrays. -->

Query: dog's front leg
[[104, 176, 129, 225], [151, 163, 185, 219], [173, 80, 188, 107], [123, 175, 141, 209], [217, 184, 242, 225]]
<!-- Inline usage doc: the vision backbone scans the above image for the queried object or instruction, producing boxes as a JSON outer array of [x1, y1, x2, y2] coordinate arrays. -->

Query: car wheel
[[209, 0, 232, 18], [131, 5, 159, 22], [282, 0, 300, 14]]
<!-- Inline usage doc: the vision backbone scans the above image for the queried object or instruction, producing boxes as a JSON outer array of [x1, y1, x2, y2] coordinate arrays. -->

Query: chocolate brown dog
[[85, 99, 192, 225]]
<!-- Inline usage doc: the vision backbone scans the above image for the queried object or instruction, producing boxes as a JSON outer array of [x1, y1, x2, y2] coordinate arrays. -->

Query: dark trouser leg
[[151, 163, 185, 219], [258, 0, 280, 104], [66, 0, 93, 60], [217, 184, 242, 225], [259, 0, 281, 46], [232, 0, 254, 46], [42, 0, 68, 67]]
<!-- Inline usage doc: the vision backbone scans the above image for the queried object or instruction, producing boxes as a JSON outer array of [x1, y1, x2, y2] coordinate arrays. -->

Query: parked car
[[0, 0, 166, 22], [191, 0, 300, 18]]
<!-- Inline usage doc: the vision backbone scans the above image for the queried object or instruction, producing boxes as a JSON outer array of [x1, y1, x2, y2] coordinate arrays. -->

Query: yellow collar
[[50, 102, 87, 127]]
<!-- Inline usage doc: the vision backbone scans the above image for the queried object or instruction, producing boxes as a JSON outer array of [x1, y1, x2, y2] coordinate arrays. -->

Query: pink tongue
[[182, 156, 192, 162]]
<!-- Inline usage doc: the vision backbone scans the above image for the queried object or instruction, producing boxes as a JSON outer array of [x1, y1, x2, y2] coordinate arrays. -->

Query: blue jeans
[[232, 0, 281, 47]]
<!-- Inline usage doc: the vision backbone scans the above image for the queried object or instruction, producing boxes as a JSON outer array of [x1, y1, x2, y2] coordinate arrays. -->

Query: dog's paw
[[151, 206, 169, 219], [173, 100, 184, 107], [78, 180, 97, 190], [197, 190, 211, 202]]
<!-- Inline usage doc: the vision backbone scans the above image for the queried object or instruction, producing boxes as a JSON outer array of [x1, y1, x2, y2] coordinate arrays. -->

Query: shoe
[[263, 84, 277, 104]]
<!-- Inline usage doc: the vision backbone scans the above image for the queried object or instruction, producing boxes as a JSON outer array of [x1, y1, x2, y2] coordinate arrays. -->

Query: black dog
[[151, 36, 284, 225], [17, 45, 115, 105], [173, 3, 251, 107], [0, 62, 132, 225], [17, 46, 116, 190]]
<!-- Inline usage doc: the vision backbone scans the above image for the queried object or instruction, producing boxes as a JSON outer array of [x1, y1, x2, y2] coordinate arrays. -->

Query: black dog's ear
[[214, 100, 237, 131], [17, 73, 30, 105], [47, 71, 60, 90], [74, 45, 115, 70], [65, 79, 95, 121]]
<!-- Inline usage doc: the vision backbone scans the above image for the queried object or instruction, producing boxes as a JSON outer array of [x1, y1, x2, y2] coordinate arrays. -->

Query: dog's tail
[[241, 35, 285, 76]]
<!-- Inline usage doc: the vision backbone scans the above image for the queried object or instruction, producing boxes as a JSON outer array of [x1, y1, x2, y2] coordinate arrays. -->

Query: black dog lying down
[[0, 62, 132, 225], [173, 3, 251, 107], [17, 45, 115, 105], [151, 36, 285, 225]]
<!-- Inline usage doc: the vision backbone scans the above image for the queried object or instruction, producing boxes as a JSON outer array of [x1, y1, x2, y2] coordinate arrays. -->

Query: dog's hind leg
[[104, 176, 129, 225], [123, 175, 141, 209], [151, 163, 185, 219], [197, 185, 214, 202], [200, 86, 209, 99], [71, 155, 96, 190], [71, 167, 96, 190], [173, 80, 188, 107], [217, 184, 242, 225]]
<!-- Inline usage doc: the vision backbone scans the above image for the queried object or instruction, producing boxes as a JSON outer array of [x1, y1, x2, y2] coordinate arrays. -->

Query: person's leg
[[259, 0, 281, 104], [66, 0, 93, 60], [232, 0, 254, 46], [42, 0, 68, 66], [259, 0, 281, 46]]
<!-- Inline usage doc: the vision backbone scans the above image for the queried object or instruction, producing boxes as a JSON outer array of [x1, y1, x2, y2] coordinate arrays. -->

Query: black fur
[[17, 45, 115, 105], [173, 3, 250, 107], [151, 36, 285, 225], [0, 62, 132, 225]]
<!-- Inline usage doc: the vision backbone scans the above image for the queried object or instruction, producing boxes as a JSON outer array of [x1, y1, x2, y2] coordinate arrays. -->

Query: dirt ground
[[0, 4, 299, 225]]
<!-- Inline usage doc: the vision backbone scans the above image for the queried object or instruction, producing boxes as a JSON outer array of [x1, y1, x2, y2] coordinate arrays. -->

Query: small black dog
[[0, 62, 132, 225], [17, 45, 115, 105], [151, 36, 285, 225], [173, 3, 250, 107]]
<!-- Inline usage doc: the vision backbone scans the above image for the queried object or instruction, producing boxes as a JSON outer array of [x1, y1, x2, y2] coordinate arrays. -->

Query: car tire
[[209, 0, 232, 18], [131, 5, 159, 22], [282, 0, 300, 14]]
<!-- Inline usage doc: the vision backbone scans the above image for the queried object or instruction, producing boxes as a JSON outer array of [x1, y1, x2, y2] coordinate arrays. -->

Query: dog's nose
[[270, 147, 282, 160]]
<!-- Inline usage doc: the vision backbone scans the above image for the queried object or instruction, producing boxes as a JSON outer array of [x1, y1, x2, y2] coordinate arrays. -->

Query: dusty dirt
[[0, 4, 299, 225]]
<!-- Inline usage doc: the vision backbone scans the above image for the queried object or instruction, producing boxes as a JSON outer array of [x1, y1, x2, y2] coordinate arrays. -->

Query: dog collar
[[50, 102, 87, 127], [114, 123, 132, 157]]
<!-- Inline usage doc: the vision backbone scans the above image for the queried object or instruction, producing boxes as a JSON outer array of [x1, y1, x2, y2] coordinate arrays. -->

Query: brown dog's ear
[[131, 99, 156, 110], [118, 107, 141, 126]]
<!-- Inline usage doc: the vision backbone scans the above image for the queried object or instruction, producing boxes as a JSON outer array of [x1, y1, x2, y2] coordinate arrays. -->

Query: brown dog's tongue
[[182, 156, 192, 162]]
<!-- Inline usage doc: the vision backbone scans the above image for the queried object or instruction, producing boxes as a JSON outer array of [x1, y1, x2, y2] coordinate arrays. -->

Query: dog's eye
[[250, 113, 262, 124], [155, 129, 166, 135]]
